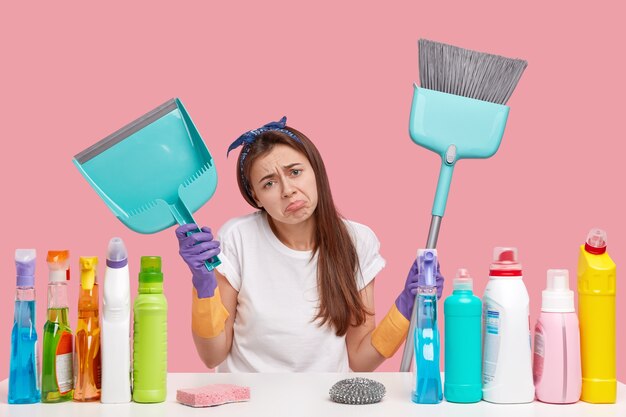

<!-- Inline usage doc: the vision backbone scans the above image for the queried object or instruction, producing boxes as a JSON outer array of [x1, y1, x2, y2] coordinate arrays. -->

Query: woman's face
[[249, 144, 318, 225]]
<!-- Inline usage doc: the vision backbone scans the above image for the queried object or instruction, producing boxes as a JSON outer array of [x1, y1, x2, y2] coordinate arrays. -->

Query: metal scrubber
[[329, 378, 386, 405]]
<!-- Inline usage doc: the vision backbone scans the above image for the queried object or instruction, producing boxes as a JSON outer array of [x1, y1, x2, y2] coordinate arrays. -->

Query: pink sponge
[[177, 384, 251, 407]]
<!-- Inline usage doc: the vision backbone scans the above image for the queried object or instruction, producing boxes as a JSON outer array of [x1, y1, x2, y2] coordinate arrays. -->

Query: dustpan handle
[[171, 200, 222, 271], [185, 228, 222, 272]]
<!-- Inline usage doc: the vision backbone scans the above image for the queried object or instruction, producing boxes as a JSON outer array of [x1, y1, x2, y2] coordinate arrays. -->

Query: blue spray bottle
[[411, 249, 443, 404], [9, 249, 41, 404]]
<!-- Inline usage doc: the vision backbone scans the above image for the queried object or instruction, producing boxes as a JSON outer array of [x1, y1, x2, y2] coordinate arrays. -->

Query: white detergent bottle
[[101, 238, 131, 403], [482, 247, 534, 403]]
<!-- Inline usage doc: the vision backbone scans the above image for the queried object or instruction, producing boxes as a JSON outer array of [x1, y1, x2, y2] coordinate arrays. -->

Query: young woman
[[176, 117, 444, 372]]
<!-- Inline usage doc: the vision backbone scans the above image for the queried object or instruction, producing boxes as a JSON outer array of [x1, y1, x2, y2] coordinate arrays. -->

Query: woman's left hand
[[395, 259, 445, 320]]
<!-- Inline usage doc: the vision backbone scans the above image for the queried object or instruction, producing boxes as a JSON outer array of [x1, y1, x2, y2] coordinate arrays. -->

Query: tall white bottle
[[101, 238, 131, 403], [482, 247, 534, 403]]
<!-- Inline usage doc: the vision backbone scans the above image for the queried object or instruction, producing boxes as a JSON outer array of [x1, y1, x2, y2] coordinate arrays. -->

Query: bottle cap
[[107, 237, 128, 268], [139, 256, 163, 283], [584, 228, 607, 255], [489, 247, 522, 277], [79, 256, 98, 290], [542, 269, 574, 312], [15, 249, 36, 287], [453, 268, 473, 291], [47, 250, 70, 283]]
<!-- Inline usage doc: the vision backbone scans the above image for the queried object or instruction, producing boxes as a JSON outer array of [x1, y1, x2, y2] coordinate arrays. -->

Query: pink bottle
[[533, 269, 582, 403]]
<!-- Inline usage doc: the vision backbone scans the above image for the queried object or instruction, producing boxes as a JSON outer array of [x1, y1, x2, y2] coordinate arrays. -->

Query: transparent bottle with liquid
[[8, 249, 41, 404], [74, 256, 102, 401], [41, 250, 74, 403], [411, 249, 442, 404]]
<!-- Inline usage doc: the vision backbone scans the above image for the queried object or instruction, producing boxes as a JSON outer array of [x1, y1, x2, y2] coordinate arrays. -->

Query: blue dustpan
[[73, 98, 220, 269]]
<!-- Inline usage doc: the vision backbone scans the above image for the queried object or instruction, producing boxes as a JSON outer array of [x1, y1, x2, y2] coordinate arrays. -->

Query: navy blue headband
[[227, 116, 302, 204], [227, 116, 301, 157]]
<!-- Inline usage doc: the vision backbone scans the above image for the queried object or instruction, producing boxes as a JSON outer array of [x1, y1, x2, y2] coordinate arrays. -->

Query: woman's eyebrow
[[282, 162, 303, 170], [258, 173, 276, 184], [257, 163, 304, 184]]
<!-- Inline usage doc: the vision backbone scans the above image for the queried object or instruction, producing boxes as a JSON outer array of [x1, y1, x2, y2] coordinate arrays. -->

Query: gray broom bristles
[[419, 39, 528, 105]]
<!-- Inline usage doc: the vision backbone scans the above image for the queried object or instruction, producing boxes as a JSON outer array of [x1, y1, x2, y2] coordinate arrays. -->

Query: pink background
[[1, 1, 624, 381]]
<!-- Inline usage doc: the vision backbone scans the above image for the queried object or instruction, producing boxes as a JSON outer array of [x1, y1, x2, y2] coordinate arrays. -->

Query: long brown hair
[[236, 126, 370, 336]]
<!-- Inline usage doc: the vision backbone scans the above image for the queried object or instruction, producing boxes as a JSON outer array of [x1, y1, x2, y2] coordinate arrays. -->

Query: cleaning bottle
[[101, 237, 131, 403], [133, 256, 167, 403], [443, 268, 482, 403], [74, 256, 101, 401], [482, 247, 534, 403], [411, 249, 442, 404], [533, 269, 581, 403], [41, 250, 74, 403], [578, 228, 616, 403], [8, 249, 41, 404]]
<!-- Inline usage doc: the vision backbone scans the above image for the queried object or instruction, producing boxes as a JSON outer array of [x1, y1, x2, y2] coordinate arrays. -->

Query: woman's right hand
[[176, 224, 221, 298]]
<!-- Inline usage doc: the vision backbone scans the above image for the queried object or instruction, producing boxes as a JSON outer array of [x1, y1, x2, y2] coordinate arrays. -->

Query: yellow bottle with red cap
[[578, 228, 616, 403]]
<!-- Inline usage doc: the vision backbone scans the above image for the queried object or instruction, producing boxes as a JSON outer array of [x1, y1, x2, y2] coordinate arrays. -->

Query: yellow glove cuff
[[191, 286, 230, 338], [371, 303, 410, 358]]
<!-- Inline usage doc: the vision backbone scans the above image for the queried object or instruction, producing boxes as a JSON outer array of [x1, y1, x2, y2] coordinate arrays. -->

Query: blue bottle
[[9, 249, 41, 404], [412, 249, 443, 404], [444, 268, 482, 403]]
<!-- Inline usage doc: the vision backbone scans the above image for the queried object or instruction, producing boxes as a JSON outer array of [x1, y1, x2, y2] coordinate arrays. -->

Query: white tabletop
[[1, 373, 625, 417]]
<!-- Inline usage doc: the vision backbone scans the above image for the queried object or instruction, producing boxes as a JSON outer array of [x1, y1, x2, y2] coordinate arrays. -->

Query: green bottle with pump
[[132, 256, 167, 403]]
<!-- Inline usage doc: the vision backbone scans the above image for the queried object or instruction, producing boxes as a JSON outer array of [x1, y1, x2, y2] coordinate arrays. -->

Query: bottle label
[[55, 331, 74, 394], [533, 324, 545, 385], [483, 305, 500, 384]]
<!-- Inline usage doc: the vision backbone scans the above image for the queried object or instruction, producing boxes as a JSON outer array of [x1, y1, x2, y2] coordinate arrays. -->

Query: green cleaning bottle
[[41, 250, 74, 403], [133, 256, 167, 403], [443, 268, 482, 403]]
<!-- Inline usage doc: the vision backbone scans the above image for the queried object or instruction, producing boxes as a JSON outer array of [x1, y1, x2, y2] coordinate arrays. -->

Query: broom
[[399, 39, 528, 372]]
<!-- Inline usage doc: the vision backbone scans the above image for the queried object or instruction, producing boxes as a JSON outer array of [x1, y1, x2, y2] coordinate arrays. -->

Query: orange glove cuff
[[191, 286, 230, 338], [371, 303, 410, 358]]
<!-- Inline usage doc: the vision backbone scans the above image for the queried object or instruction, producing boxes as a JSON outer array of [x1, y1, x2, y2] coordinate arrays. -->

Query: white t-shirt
[[214, 211, 386, 372]]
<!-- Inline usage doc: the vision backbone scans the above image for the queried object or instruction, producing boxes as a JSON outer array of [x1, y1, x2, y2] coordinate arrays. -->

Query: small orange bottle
[[74, 257, 102, 401]]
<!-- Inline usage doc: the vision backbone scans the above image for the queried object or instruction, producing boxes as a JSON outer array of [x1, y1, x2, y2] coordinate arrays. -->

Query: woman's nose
[[282, 179, 296, 198]]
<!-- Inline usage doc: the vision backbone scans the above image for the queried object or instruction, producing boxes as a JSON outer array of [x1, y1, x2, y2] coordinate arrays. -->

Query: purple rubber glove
[[395, 259, 445, 320], [176, 224, 221, 299]]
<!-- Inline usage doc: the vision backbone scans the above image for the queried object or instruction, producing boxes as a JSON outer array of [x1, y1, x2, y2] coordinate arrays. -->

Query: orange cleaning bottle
[[74, 256, 102, 401]]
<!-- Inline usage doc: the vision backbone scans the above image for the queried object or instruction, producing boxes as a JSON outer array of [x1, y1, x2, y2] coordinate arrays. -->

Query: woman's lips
[[286, 200, 306, 213]]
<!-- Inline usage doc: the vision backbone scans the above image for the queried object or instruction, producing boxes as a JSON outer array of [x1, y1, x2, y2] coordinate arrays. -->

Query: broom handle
[[399, 157, 454, 371], [399, 215, 441, 371]]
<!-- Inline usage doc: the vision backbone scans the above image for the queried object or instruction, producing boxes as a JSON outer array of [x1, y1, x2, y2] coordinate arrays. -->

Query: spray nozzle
[[418, 249, 437, 288], [47, 250, 70, 282], [15, 249, 36, 287], [79, 256, 98, 290], [585, 228, 607, 255]]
